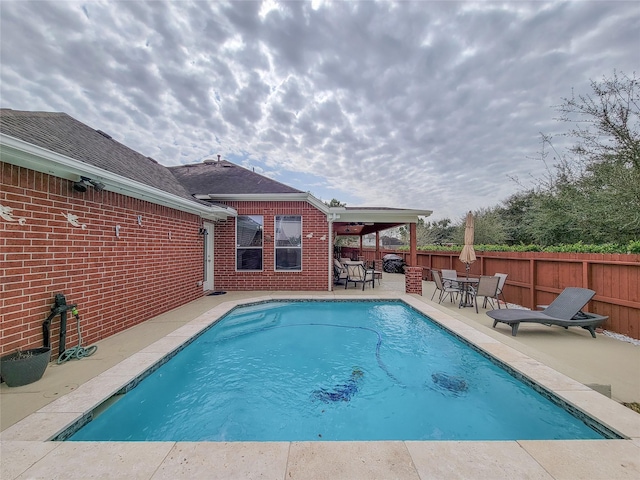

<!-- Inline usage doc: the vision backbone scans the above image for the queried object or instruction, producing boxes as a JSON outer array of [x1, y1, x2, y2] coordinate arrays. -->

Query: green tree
[[506, 71, 639, 245], [398, 217, 456, 246], [497, 191, 538, 244], [326, 198, 351, 247], [553, 71, 640, 243], [558, 71, 639, 171], [452, 208, 508, 245], [325, 198, 346, 207]]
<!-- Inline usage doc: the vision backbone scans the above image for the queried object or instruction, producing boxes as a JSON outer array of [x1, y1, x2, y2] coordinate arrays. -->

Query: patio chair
[[334, 259, 348, 285], [344, 262, 375, 291], [431, 270, 459, 304], [487, 287, 608, 338], [367, 260, 383, 285], [471, 275, 501, 313], [494, 273, 508, 308], [441, 269, 459, 289]]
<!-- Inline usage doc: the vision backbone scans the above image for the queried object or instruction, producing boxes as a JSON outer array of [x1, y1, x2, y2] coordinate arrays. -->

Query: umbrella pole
[[465, 263, 470, 279]]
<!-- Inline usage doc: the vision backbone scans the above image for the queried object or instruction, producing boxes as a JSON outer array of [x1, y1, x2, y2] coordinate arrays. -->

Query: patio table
[[444, 277, 479, 308]]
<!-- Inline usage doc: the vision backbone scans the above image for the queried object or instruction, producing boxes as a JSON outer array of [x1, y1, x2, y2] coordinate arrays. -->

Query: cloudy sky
[[1, 1, 637, 220]]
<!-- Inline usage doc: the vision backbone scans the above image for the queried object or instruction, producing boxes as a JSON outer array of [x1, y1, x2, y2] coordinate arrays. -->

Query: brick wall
[[404, 266, 423, 295], [1, 163, 205, 357], [213, 200, 330, 291]]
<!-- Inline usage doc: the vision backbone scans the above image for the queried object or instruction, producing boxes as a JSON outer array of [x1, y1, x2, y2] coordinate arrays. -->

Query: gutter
[[327, 213, 340, 292]]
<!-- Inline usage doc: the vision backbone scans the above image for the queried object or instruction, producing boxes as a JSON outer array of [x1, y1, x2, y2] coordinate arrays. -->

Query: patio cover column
[[409, 222, 417, 266], [405, 222, 422, 295]]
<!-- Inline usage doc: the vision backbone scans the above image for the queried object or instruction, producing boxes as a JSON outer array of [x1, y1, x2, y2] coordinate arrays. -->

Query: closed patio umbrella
[[459, 211, 476, 278]]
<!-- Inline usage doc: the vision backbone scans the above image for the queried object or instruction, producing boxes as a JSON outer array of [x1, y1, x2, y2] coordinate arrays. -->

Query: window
[[236, 215, 263, 271], [275, 215, 302, 271]]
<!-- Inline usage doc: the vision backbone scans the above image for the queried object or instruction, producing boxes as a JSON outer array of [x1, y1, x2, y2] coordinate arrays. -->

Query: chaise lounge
[[487, 287, 608, 338]]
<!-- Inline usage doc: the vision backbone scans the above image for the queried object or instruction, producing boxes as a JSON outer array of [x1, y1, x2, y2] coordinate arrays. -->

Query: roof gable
[[170, 159, 303, 195], [0, 109, 196, 203]]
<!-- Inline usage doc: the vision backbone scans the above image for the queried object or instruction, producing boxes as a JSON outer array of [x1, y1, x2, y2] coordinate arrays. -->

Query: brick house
[[1, 109, 430, 358]]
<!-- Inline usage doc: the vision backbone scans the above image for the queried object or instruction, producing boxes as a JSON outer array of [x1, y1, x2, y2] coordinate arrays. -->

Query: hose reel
[[43, 293, 97, 364]]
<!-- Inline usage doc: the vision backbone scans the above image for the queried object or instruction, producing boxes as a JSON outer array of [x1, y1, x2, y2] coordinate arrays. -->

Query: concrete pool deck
[[2, 274, 639, 479]]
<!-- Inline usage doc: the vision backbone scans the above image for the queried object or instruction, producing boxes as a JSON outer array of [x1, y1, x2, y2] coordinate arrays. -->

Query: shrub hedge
[[401, 240, 640, 254]]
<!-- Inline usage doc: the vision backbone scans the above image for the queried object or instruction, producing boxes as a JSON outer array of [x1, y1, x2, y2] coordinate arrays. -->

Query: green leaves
[[405, 241, 637, 254]]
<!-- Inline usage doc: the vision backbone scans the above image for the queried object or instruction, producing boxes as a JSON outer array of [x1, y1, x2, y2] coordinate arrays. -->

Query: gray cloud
[[1, 0, 637, 220]]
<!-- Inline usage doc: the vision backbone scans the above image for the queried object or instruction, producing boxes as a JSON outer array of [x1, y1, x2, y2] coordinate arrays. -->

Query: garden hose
[[57, 307, 98, 364]]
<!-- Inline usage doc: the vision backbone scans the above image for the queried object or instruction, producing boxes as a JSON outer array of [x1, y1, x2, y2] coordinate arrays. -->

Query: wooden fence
[[344, 247, 640, 340]]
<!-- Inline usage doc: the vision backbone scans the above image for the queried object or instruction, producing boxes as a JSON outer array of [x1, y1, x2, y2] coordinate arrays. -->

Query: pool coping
[[2, 293, 640, 479]]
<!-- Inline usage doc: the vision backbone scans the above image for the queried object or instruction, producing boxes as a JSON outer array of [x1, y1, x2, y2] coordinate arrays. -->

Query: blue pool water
[[68, 301, 607, 441]]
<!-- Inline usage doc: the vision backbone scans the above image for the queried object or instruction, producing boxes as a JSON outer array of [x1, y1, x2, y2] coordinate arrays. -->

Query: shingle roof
[[169, 159, 304, 195], [0, 109, 197, 202]]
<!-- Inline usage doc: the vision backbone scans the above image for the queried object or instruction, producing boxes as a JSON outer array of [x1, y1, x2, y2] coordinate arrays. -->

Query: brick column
[[405, 266, 423, 295]]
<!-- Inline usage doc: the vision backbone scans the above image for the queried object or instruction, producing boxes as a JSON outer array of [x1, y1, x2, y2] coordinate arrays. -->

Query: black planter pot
[[0, 347, 51, 387]]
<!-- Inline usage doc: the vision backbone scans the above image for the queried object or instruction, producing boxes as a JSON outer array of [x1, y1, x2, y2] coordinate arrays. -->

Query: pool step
[[214, 312, 281, 342]]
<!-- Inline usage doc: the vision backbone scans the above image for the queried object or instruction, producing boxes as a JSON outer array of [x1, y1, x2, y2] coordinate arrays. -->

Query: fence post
[[583, 260, 589, 289], [529, 258, 536, 310]]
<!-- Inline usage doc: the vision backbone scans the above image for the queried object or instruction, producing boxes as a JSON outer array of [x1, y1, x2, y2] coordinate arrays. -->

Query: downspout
[[328, 213, 339, 291]]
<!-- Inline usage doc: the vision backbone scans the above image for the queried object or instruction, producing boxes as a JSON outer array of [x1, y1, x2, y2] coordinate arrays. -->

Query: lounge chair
[[344, 262, 375, 290], [431, 270, 459, 304], [487, 287, 608, 338]]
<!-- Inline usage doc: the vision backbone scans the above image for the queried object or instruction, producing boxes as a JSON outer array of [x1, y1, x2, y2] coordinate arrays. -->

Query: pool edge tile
[[14, 441, 176, 480], [0, 440, 61, 480], [287, 441, 420, 480], [37, 374, 132, 415], [509, 359, 596, 392], [518, 439, 640, 479], [151, 441, 290, 480], [0, 412, 82, 441], [553, 390, 640, 439], [405, 440, 554, 479]]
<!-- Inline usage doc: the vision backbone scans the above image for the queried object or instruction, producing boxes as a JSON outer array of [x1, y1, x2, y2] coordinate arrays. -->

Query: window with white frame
[[275, 215, 302, 271], [236, 215, 263, 271]]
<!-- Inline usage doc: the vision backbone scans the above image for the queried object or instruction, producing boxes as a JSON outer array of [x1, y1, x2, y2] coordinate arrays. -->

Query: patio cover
[[330, 206, 432, 237]]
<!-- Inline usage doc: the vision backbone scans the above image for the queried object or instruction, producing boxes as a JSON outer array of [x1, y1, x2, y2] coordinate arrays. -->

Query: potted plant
[[0, 347, 51, 387]]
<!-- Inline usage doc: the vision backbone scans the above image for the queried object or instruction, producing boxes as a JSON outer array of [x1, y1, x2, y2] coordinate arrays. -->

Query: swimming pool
[[68, 300, 611, 442]]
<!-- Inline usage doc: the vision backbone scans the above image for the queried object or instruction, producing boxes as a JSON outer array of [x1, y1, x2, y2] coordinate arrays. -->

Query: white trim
[[202, 221, 215, 291], [328, 207, 432, 224], [197, 192, 329, 212], [274, 214, 302, 272], [1, 134, 237, 221], [328, 214, 335, 291], [235, 215, 264, 272], [197, 193, 432, 223]]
